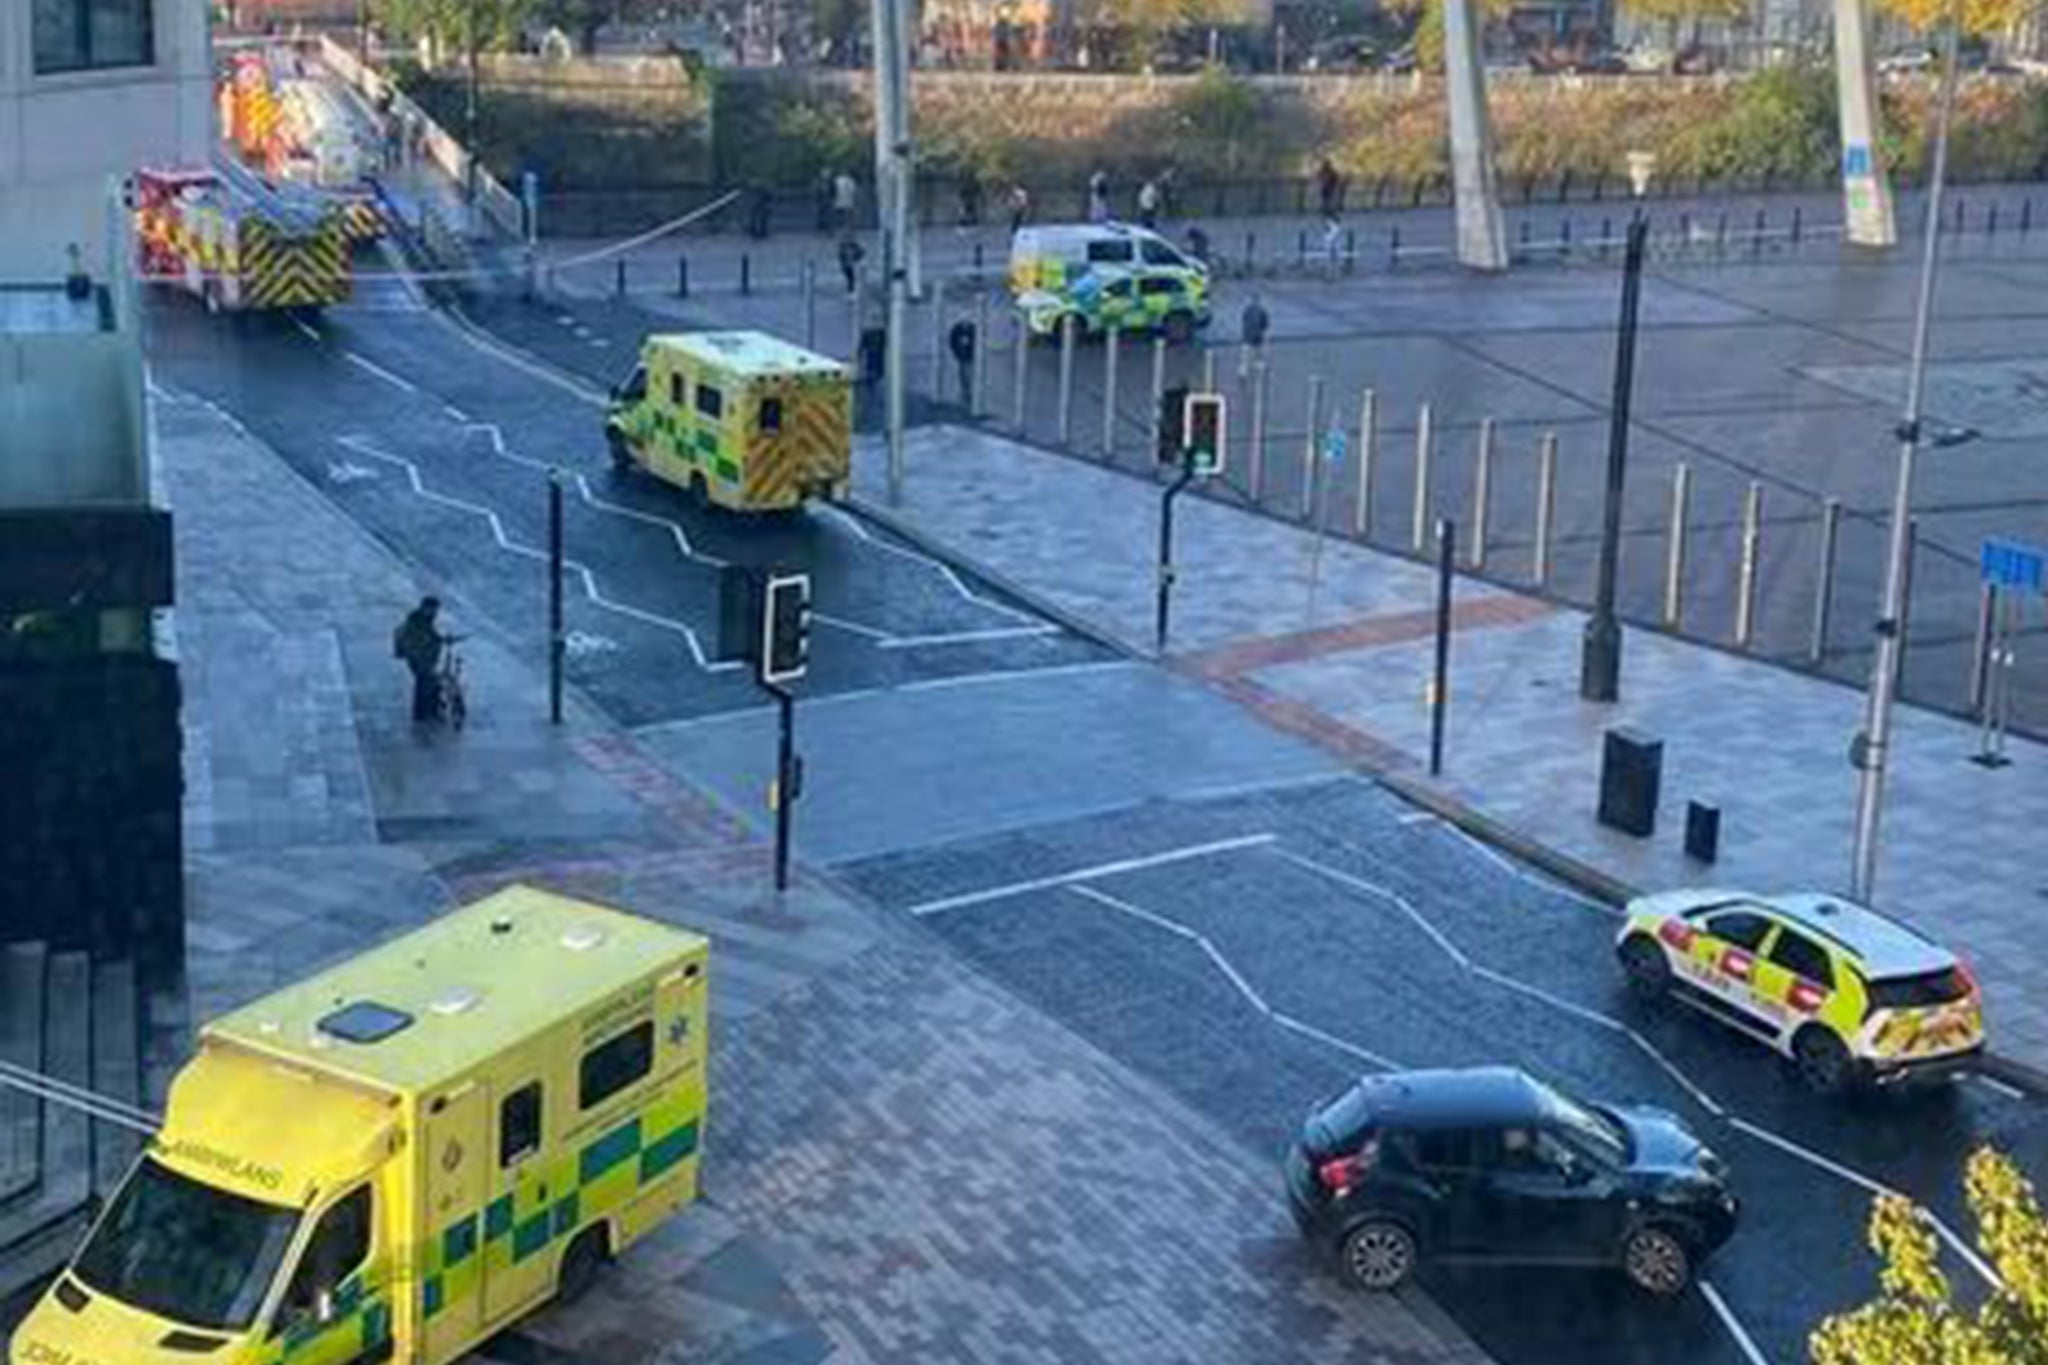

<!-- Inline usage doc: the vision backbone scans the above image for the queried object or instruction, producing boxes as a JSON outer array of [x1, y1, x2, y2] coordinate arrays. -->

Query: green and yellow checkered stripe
[[255, 1263, 393, 1365], [419, 1091, 700, 1322]]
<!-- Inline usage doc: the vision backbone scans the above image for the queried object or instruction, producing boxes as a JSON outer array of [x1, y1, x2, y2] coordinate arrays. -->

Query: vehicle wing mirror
[[314, 1288, 339, 1325]]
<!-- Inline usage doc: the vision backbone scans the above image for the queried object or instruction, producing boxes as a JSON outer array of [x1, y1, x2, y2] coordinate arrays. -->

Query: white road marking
[[1437, 822, 1619, 915], [461, 423, 725, 568], [439, 306, 608, 407], [905, 834, 1281, 918], [1974, 1073, 2025, 1101], [814, 502, 1044, 626], [1395, 810, 1439, 826], [876, 624, 1060, 648], [1728, 1116, 1999, 1289], [335, 435, 740, 674], [1269, 848, 1474, 973], [1070, 885, 1272, 1017], [442, 403, 471, 423], [344, 350, 421, 394], [1699, 1281, 1770, 1365], [292, 317, 323, 343], [1271, 1011, 1403, 1072]]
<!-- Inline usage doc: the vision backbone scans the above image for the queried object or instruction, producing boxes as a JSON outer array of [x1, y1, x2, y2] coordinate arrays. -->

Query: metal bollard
[[1202, 348, 1217, 394], [1809, 497, 1840, 664], [1012, 313, 1031, 434], [928, 290, 945, 399], [1150, 335, 1167, 450], [1470, 418, 1495, 570], [1601, 217, 1613, 257], [1662, 463, 1691, 629], [973, 241, 985, 271], [615, 258, 626, 297], [677, 255, 690, 298], [1056, 314, 1076, 446], [1245, 232, 1256, 275], [1560, 220, 1572, 256], [1969, 583, 1996, 715], [1735, 481, 1763, 648], [1297, 229, 1308, 269], [1751, 208, 1765, 258], [1679, 211, 1692, 242], [1249, 359, 1269, 502], [1411, 401, 1435, 554], [972, 292, 989, 417], [1102, 325, 1121, 460], [1345, 228, 1356, 274], [1715, 211, 1728, 253], [802, 260, 817, 349], [1896, 518, 1919, 687], [1534, 431, 1558, 586], [1390, 226, 1401, 266], [1791, 206, 1803, 245], [1354, 388, 1378, 539], [1300, 375, 1325, 521], [740, 253, 751, 295], [1988, 203, 1999, 238]]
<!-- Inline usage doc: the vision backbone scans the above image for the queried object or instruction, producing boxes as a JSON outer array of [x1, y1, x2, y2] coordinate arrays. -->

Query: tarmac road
[[844, 775, 2048, 1365]]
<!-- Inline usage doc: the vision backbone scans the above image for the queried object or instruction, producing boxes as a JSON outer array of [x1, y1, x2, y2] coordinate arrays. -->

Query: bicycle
[[436, 632, 469, 730]]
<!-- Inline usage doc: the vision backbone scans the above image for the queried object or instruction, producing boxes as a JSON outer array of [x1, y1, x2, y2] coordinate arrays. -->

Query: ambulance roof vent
[[317, 1001, 415, 1044], [560, 925, 607, 953], [429, 988, 482, 1016]]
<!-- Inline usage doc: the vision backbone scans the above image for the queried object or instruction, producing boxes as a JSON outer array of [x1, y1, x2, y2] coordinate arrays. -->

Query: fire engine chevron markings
[[335, 434, 739, 674]]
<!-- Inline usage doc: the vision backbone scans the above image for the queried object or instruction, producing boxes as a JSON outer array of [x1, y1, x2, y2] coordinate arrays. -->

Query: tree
[[1377, 0, 1514, 72], [1871, 0, 2045, 37], [1812, 1146, 2048, 1365], [1616, 0, 1750, 58]]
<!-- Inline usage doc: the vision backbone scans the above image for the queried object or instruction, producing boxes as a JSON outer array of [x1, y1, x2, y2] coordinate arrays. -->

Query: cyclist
[[393, 595, 447, 724]]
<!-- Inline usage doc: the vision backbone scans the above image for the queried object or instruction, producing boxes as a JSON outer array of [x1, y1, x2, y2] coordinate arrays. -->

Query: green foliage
[[1692, 64, 1837, 183], [1812, 1147, 2048, 1365]]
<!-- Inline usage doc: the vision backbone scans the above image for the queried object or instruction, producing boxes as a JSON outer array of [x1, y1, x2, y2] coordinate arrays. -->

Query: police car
[[1615, 889, 1984, 1093]]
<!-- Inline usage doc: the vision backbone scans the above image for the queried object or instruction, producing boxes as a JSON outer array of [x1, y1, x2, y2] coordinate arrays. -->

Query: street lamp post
[[1849, 7, 1964, 901], [1580, 214, 1649, 703]]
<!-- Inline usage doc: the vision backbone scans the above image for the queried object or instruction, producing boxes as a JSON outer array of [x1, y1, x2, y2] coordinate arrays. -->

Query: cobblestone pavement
[[12, 387, 1493, 1363], [857, 423, 2048, 1080]]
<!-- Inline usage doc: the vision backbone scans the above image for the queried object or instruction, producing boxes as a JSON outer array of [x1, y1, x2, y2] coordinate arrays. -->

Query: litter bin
[[1685, 800, 1720, 864], [1597, 727, 1663, 838]]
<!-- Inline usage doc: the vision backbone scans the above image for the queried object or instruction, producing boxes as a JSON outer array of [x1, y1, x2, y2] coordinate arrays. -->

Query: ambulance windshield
[[72, 1156, 300, 1331]]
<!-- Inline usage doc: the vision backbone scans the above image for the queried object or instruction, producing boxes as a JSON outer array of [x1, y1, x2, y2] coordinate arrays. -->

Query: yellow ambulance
[[8, 886, 708, 1365], [606, 330, 851, 513]]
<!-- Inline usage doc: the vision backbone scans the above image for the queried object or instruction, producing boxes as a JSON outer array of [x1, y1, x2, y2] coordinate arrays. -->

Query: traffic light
[[761, 571, 811, 685], [1183, 392, 1225, 477], [1157, 383, 1189, 464]]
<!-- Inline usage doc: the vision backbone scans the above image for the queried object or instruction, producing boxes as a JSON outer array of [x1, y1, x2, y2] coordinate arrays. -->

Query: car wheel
[[1339, 1219, 1417, 1292], [1163, 310, 1196, 345], [1622, 1225, 1692, 1296], [1793, 1025, 1856, 1096], [1620, 934, 1674, 999], [688, 470, 712, 510], [556, 1226, 609, 1306]]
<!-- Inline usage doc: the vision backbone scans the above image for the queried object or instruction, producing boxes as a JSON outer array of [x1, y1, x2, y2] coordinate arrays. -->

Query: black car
[[1284, 1067, 1737, 1297]]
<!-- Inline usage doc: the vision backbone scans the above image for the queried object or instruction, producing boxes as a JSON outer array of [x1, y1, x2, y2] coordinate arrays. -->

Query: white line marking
[[335, 435, 739, 674], [292, 317, 323, 342], [1268, 848, 1473, 972], [877, 624, 1060, 648], [1973, 1074, 2025, 1101], [1727, 1116, 1999, 1288], [1272, 1011, 1404, 1072], [1070, 885, 1272, 1016], [905, 834, 1281, 918], [1395, 810, 1439, 826], [442, 403, 471, 423], [815, 503, 1043, 626], [440, 306, 609, 407], [1699, 1281, 1770, 1365], [344, 351, 421, 394], [1436, 823, 1618, 914]]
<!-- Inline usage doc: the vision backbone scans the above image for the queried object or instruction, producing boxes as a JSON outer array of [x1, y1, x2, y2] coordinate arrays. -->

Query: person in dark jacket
[[394, 596, 445, 723]]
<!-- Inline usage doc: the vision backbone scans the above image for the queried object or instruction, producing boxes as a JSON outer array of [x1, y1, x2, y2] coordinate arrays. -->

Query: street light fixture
[[1848, 2, 1964, 902]]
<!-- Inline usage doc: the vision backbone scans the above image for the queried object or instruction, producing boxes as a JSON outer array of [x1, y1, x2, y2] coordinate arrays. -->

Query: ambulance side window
[[500, 1082, 543, 1166], [1140, 240, 1184, 267], [696, 384, 724, 421], [276, 1185, 371, 1331], [669, 373, 684, 407], [580, 1021, 655, 1110], [1087, 240, 1134, 263], [1702, 910, 1772, 952]]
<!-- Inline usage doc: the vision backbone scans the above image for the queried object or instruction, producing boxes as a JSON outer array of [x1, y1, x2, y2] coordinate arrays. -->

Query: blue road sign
[[1323, 429, 1347, 465], [1981, 538, 2047, 591]]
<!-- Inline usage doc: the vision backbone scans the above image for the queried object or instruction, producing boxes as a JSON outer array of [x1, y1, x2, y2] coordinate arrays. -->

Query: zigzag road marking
[[335, 433, 739, 674]]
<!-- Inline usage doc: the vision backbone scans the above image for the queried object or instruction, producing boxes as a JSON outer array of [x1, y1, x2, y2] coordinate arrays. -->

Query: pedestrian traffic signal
[[1184, 393, 1225, 477], [1157, 384, 1189, 464], [761, 571, 811, 685]]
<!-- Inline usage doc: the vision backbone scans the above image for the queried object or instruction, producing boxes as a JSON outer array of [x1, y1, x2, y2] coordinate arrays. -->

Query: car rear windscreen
[[1308, 1087, 1375, 1156], [1867, 968, 1969, 1011]]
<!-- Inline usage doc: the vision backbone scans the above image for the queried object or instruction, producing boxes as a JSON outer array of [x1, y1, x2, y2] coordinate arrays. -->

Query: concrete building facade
[[0, 0, 213, 276]]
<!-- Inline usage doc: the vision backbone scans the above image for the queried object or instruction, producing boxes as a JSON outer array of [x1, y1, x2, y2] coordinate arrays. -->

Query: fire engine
[[133, 159, 353, 316]]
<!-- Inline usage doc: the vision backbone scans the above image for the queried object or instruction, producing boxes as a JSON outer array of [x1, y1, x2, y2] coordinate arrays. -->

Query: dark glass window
[[1770, 931, 1836, 988], [579, 1021, 654, 1110], [1140, 240, 1184, 267], [1139, 278, 1180, 297], [275, 1186, 372, 1332], [695, 384, 724, 420], [1867, 969, 1970, 1011], [759, 397, 783, 433], [1086, 240, 1134, 263], [500, 1083, 542, 1166], [1406, 1128, 1477, 1171], [669, 374, 683, 406], [1703, 910, 1774, 953], [34, 0, 155, 75]]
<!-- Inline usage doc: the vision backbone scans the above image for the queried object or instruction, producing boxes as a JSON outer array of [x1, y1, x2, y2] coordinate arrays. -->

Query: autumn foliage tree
[[1812, 1147, 2048, 1365]]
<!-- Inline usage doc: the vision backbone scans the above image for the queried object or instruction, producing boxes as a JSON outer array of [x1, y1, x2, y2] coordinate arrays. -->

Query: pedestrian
[[948, 317, 977, 403], [393, 596, 446, 724], [958, 167, 983, 226], [1008, 183, 1031, 236], [1137, 177, 1161, 230], [747, 185, 773, 240], [836, 235, 865, 295], [814, 171, 835, 232], [833, 170, 857, 234], [1238, 293, 1270, 379], [1317, 156, 1342, 219], [1185, 223, 1210, 265], [1087, 169, 1110, 224]]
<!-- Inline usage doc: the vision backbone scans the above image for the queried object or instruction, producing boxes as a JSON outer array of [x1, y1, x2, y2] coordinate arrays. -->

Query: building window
[[34, 0, 156, 75]]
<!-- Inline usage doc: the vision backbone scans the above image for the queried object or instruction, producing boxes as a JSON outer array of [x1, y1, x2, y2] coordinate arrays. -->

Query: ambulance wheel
[[556, 1226, 609, 1306], [1162, 311, 1196, 346], [688, 471, 711, 510], [1619, 935, 1672, 1000], [1793, 1026, 1855, 1096]]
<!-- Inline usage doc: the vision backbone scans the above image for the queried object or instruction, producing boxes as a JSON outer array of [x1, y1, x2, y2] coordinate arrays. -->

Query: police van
[[1007, 222, 1210, 343], [9, 886, 708, 1365], [607, 330, 851, 514]]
